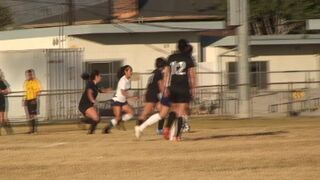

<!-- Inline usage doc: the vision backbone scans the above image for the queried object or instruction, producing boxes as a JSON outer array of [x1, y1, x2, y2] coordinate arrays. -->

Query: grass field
[[0, 116, 320, 180]]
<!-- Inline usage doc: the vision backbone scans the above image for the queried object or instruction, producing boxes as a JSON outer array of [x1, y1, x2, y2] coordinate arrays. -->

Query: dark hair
[[177, 39, 190, 53], [26, 69, 34, 74], [81, 70, 100, 81], [155, 57, 166, 69], [117, 65, 132, 79]]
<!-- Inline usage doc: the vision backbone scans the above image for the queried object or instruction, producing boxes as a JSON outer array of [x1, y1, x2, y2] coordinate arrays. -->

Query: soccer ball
[[182, 121, 191, 133]]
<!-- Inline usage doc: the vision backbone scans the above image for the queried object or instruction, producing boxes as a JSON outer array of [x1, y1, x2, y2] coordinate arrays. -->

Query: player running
[[78, 70, 111, 134], [134, 58, 167, 137], [163, 39, 196, 141], [103, 65, 136, 134]]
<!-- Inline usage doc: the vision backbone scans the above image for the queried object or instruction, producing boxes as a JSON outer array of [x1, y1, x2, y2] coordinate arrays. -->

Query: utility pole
[[237, 0, 250, 118], [67, 0, 74, 25]]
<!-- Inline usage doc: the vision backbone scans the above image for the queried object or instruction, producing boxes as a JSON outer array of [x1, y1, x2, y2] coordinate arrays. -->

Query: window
[[86, 61, 122, 89], [228, 61, 268, 89]]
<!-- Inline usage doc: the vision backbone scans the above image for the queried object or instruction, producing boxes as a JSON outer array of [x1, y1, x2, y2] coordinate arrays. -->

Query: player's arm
[[188, 67, 196, 98], [99, 88, 113, 93], [162, 66, 171, 97], [87, 89, 96, 104]]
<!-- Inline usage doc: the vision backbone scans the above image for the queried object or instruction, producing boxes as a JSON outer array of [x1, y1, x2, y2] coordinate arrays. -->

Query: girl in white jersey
[[103, 65, 135, 133]]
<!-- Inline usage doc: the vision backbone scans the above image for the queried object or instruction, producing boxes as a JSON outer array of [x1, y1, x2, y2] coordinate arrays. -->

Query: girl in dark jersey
[[163, 39, 196, 141], [135, 58, 167, 135], [79, 70, 111, 134], [0, 69, 13, 135], [135, 58, 172, 139]]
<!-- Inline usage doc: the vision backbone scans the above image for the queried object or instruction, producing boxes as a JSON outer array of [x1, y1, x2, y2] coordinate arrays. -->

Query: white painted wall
[[205, 45, 320, 90], [0, 36, 65, 51], [0, 50, 48, 121]]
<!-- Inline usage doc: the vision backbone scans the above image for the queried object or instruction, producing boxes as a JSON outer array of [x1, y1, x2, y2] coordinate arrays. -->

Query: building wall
[[0, 36, 65, 51], [67, 32, 200, 88], [204, 45, 320, 90]]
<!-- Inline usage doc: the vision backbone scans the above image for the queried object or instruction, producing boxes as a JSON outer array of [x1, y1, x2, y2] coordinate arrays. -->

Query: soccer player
[[79, 70, 111, 134], [103, 65, 135, 134], [135, 58, 167, 136], [134, 60, 172, 139], [163, 39, 196, 141], [24, 69, 42, 134], [0, 69, 13, 135]]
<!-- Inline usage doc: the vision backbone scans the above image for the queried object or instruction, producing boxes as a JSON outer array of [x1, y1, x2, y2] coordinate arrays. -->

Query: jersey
[[0, 80, 7, 105], [167, 52, 195, 89], [79, 81, 100, 111], [24, 79, 42, 100], [113, 76, 131, 103], [146, 69, 163, 96]]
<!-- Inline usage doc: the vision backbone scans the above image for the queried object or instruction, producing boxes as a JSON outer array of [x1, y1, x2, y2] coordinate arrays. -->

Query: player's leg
[[156, 102, 165, 134], [122, 104, 134, 122], [137, 103, 156, 125], [0, 111, 3, 135], [84, 107, 100, 134], [103, 104, 121, 133]]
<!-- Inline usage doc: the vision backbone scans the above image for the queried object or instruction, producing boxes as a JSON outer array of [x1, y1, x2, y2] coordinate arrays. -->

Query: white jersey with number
[[113, 76, 131, 103]]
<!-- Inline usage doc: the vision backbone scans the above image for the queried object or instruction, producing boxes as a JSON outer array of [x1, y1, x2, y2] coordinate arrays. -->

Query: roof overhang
[[210, 34, 320, 47], [0, 21, 225, 41]]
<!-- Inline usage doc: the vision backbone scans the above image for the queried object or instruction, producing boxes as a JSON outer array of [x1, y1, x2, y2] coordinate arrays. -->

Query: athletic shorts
[[160, 96, 171, 107], [111, 100, 128, 107], [145, 91, 159, 103], [0, 97, 5, 112], [26, 99, 38, 115], [78, 103, 93, 115], [169, 87, 192, 103], [0, 103, 5, 112]]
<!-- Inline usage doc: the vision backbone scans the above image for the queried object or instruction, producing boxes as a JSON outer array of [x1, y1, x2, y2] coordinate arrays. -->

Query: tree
[[249, 0, 320, 35], [0, 3, 13, 30]]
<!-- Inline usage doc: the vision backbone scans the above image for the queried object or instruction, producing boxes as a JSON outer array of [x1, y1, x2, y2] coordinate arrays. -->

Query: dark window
[[228, 61, 268, 89], [86, 61, 122, 89]]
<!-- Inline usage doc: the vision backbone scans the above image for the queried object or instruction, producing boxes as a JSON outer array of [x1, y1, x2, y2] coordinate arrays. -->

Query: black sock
[[88, 120, 98, 134], [81, 118, 92, 124], [30, 119, 36, 133], [176, 117, 183, 137], [136, 119, 143, 126], [165, 112, 176, 128], [158, 119, 165, 130], [4, 121, 13, 134]]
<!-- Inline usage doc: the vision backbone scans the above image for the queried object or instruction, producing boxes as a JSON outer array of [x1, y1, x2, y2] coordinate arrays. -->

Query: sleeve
[[35, 80, 42, 92], [119, 78, 127, 90], [86, 81, 95, 91], [0, 81, 7, 89], [187, 57, 196, 69]]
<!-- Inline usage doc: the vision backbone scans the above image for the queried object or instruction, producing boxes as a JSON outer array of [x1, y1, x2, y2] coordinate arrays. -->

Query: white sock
[[111, 119, 117, 126], [122, 114, 133, 122], [139, 113, 161, 132]]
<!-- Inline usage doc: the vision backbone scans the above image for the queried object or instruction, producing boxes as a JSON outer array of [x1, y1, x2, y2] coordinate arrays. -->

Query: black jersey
[[146, 69, 163, 95], [167, 52, 195, 88], [79, 81, 99, 109], [0, 80, 7, 104]]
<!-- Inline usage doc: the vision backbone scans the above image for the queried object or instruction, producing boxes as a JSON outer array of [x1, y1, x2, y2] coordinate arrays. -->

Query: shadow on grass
[[184, 130, 289, 141]]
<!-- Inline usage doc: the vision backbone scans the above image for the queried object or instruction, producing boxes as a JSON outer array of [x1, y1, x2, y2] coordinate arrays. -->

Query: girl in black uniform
[[79, 70, 111, 134], [135, 58, 167, 132], [163, 39, 196, 141], [0, 69, 12, 135]]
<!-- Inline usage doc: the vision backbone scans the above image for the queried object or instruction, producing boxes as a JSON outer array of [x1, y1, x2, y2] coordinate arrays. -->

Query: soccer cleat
[[134, 126, 142, 139], [157, 129, 163, 135], [163, 127, 170, 140], [102, 124, 112, 134], [116, 121, 127, 131]]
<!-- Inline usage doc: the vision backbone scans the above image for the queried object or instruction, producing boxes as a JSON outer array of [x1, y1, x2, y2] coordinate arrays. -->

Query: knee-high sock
[[88, 120, 98, 134], [3, 121, 13, 134], [176, 117, 183, 137], [110, 118, 117, 126], [158, 119, 165, 130], [165, 112, 176, 129], [139, 113, 161, 132], [30, 119, 36, 133], [122, 114, 133, 122]]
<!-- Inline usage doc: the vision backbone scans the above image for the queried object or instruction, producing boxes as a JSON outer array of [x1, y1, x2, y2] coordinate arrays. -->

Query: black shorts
[[0, 104, 5, 112], [111, 100, 128, 107], [145, 91, 159, 103], [169, 87, 192, 103], [26, 99, 38, 115], [160, 96, 171, 107], [78, 103, 93, 115], [0, 97, 5, 112]]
